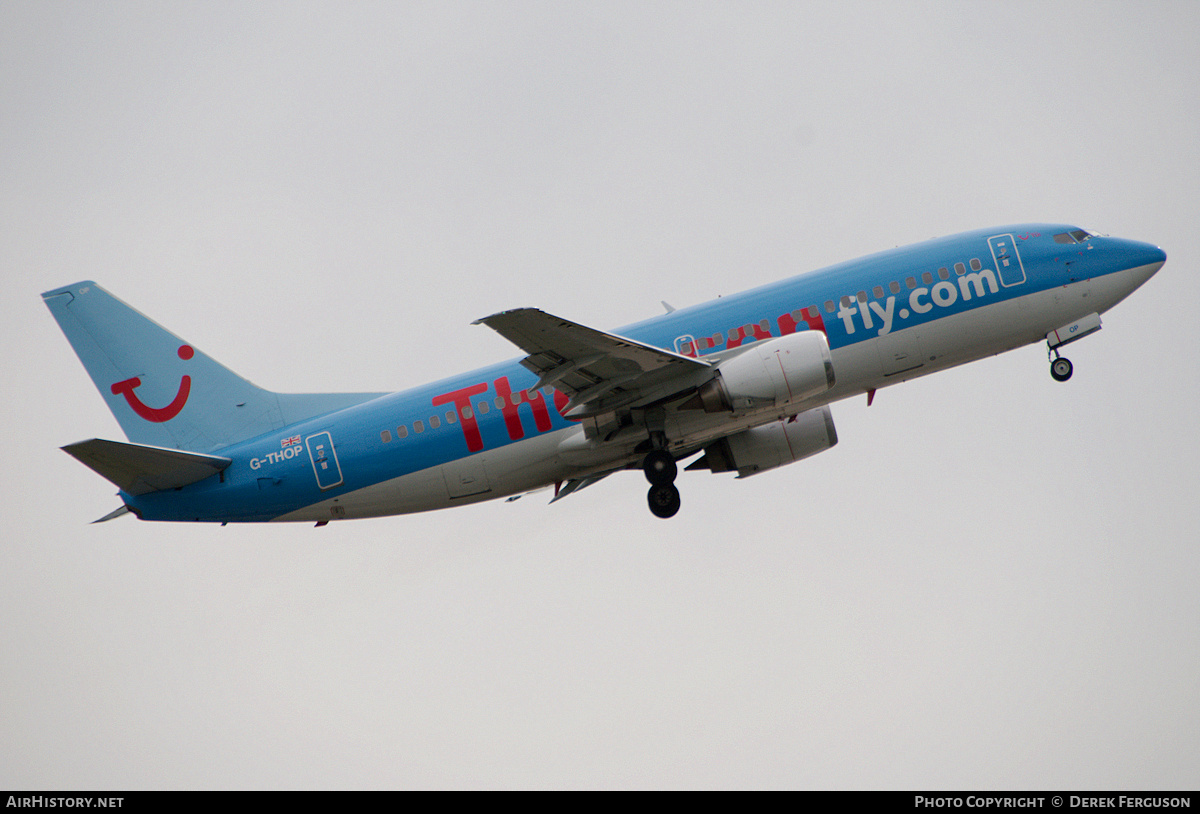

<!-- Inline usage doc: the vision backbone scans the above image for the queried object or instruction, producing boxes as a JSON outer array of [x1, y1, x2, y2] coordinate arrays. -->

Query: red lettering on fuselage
[[493, 376, 553, 440], [777, 310, 826, 336], [435, 306, 824, 451], [724, 322, 774, 349], [432, 383, 488, 452], [435, 379, 571, 453]]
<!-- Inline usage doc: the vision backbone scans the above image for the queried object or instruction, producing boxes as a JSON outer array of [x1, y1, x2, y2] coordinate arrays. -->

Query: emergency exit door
[[306, 431, 344, 490], [988, 234, 1027, 287]]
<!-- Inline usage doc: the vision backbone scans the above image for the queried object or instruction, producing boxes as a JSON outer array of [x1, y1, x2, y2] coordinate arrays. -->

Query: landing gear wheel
[[1050, 357, 1073, 382], [647, 483, 681, 519], [642, 450, 677, 485]]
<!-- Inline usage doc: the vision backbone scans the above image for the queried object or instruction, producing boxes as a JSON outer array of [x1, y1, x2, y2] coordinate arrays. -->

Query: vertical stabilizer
[[43, 282, 383, 452]]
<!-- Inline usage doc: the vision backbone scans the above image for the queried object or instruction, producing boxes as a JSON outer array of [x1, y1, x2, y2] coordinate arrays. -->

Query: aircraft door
[[988, 234, 1027, 287], [305, 431, 344, 490]]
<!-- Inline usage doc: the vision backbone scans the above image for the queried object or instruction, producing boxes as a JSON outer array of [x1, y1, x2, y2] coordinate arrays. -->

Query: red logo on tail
[[110, 345, 193, 422]]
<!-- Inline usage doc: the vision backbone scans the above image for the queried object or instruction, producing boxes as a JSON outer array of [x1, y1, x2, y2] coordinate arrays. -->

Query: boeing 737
[[44, 224, 1165, 523]]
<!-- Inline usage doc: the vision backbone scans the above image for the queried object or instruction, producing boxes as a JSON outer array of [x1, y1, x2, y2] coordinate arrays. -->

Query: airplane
[[43, 224, 1165, 524]]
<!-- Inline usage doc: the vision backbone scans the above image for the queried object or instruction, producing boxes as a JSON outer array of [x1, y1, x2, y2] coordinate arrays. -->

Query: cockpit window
[[1053, 229, 1093, 244], [1070, 229, 1091, 242], [1053, 232, 1077, 244]]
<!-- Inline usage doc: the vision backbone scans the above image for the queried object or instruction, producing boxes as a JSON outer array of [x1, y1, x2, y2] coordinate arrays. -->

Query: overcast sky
[[3, 1, 1198, 789]]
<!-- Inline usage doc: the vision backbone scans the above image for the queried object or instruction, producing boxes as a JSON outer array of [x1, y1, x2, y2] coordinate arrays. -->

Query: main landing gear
[[643, 449, 680, 519], [1048, 346, 1074, 382]]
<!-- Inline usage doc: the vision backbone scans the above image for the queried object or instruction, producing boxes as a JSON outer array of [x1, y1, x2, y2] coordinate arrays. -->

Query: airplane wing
[[473, 308, 711, 419]]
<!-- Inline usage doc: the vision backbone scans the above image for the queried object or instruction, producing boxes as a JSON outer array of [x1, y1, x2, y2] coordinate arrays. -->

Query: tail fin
[[43, 282, 384, 452]]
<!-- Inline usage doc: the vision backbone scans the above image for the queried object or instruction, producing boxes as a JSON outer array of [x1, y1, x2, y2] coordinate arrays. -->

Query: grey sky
[[3, 1, 1198, 788]]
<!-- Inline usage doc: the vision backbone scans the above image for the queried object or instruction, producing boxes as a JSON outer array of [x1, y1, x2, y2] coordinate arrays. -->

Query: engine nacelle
[[690, 405, 838, 478], [683, 330, 835, 413]]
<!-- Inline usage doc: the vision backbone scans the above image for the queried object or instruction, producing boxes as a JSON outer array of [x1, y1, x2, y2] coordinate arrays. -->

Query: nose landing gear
[[643, 449, 680, 518], [1047, 341, 1073, 382], [1050, 354, 1073, 382], [1046, 313, 1101, 382]]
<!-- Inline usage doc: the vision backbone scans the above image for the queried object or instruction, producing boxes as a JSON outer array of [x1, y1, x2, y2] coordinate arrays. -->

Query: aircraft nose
[[1147, 244, 1167, 272], [1136, 241, 1167, 276], [1119, 239, 1166, 288]]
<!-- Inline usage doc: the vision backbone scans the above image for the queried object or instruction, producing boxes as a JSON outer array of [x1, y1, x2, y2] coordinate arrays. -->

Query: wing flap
[[63, 438, 232, 496], [474, 308, 710, 416]]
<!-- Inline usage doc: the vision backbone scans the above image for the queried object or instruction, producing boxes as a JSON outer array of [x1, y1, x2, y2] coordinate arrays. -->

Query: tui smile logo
[[110, 345, 194, 422]]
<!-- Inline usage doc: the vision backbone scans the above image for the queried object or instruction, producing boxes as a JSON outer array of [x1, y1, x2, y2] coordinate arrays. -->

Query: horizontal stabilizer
[[92, 505, 132, 523], [63, 438, 232, 496]]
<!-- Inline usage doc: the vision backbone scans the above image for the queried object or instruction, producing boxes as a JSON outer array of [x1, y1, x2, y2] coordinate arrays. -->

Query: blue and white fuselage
[[44, 224, 1165, 523]]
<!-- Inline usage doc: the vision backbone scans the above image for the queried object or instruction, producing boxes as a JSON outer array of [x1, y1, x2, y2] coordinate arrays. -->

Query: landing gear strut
[[1048, 347, 1073, 382], [642, 449, 680, 518]]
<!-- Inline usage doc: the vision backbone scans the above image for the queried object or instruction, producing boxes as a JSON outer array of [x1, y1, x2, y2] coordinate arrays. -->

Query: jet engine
[[687, 405, 838, 478], [681, 330, 835, 414]]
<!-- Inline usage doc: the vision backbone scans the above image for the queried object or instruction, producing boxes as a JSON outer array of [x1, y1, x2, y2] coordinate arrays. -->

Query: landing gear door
[[305, 431, 344, 490], [988, 234, 1026, 287]]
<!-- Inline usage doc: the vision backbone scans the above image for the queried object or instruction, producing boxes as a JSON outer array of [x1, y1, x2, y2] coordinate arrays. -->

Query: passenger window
[[921, 272, 933, 285], [791, 309, 804, 322], [856, 291, 868, 303], [476, 402, 489, 415], [824, 300, 835, 313], [711, 333, 722, 344], [413, 420, 425, 434], [462, 406, 474, 420], [445, 410, 456, 424], [970, 258, 982, 271], [872, 285, 884, 299], [397, 425, 408, 439], [954, 262, 966, 275], [840, 295, 853, 308], [430, 415, 440, 429], [758, 319, 770, 332], [905, 277, 917, 289], [889, 281, 901, 294], [381, 430, 392, 443], [807, 306, 819, 319], [938, 267, 950, 280], [494, 397, 505, 409]]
